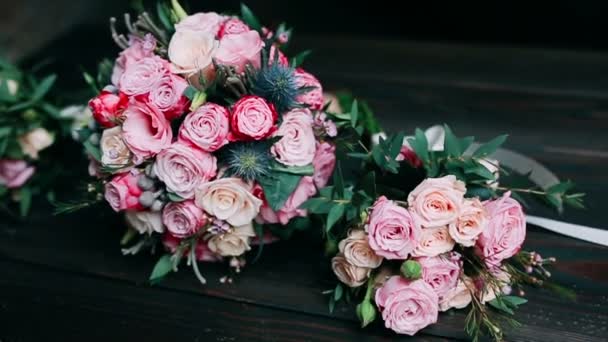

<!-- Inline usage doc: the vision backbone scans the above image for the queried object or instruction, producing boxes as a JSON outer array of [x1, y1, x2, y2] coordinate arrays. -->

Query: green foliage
[[488, 295, 528, 315], [240, 3, 262, 31], [291, 50, 312, 68], [149, 254, 173, 284], [400, 260, 422, 280], [259, 168, 302, 211]]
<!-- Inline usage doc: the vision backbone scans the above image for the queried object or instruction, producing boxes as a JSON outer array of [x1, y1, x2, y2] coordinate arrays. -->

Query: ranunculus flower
[[412, 226, 456, 257], [295, 69, 324, 110], [147, 74, 189, 119], [0, 160, 35, 189], [100, 126, 132, 170], [195, 178, 263, 227], [88, 91, 128, 128], [122, 101, 173, 164], [407, 175, 466, 228], [476, 192, 526, 267], [418, 254, 462, 300], [119, 56, 168, 96], [312, 142, 336, 189], [179, 102, 230, 152], [112, 34, 157, 86], [215, 30, 264, 73], [174, 12, 224, 36], [258, 176, 317, 225], [104, 172, 143, 212], [163, 233, 221, 262], [339, 230, 383, 268], [208, 223, 256, 257], [18, 128, 54, 159], [154, 142, 217, 199], [331, 254, 370, 287], [168, 30, 218, 77], [366, 196, 421, 260], [271, 108, 316, 167], [449, 198, 487, 247], [218, 18, 250, 38], [439, 277, 473, 312], [125, 210, 164, 235], [375, 276, 439, 335], [229, 95, 277, 141], [162, 200, 207, 238]]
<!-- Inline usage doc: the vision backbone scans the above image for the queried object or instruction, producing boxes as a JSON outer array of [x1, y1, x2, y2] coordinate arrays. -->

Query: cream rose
[[449, 198, 487, 247], [168, 30, 218, 76], [331, 254, 370, 288], [408, 175, 466, 228], [125, 211, 164, 235], [439, 277, 473, 312], [412, 226, 456, 257], [207, 223, 255, 257], [18, 128, 54, 159], [195, 178, 262, 226], [100, 126, 132, 169], [338, 230, 383, 268]]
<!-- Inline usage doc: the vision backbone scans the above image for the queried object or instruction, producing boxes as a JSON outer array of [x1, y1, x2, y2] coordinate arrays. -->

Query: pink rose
[[407, 175, 466, 228], [179, 102, 230, 152], [0, 160, 35, 189], [366, 196, 421, 260], [258, 176, 317, 225], [375, 277, 439, 336], [269, 45, 289, 66], [162, 200, 207, 238], [162, 233, 221, 262], [312, 142, 336, 189], [88, 91, 128, 128], [215, 30, 264, 73], [147, 74, 189, 119], [119, 56, 168, 96], [218, 18, 250, 38], [439, 277, 473, 312], [271, 108, 316, 167], [449, 198, 487, 247], [104, 172, 143, 212], [229, 95, 277, 141], [112, 34, 157, 86], [174, 12, 225, 36], [295, 69, 324, 110], [476, 192, 526, 267], [412, 226, 455, 257], [418, 254, 462, 300], [122, 101, 173, 164], [154, 142, 217, 199]]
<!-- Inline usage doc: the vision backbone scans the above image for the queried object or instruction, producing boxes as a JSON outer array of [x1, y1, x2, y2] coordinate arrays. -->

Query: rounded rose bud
[[174, 12, 225, 36], [418, 254, 462, 300], [449, 198, 487, 247], [412, 226, 456, 257], [476, 192, 526, 267], [125, 210, 164, 235], [119, 56, 168, 96], [366, 196, 421, 260], [271, 108, 316, 167], [162, 200, 207, 238], [0, 159, 35, 189], [88, 91, 128, 128], [229, 95, 277, 141], [312, 142, 336, 189], [331, 254, 370, 287], [339, 230, 383, 268], [258, 176, 317, 225], [218, 18, 250, 38], [100, 126, 132, 170], [112, 34, 157, 86], [439, 277, 473, 312], [147, 74, 189, 119], [295, 69, 324, 110], [195, 178, 263, 227], [179, 102, 230, 152], [208, 223, 256, 257], [104, 172, 144, 212], [163, 233, 222, 262], [375, 277, 439, 336], [154, 142, 217, 199], [122, 101, 173, 164], [215, 30, 264, 73], [408, 175, 466, 228], [18, 127, 54, 160], [168, 30, 218, 76]]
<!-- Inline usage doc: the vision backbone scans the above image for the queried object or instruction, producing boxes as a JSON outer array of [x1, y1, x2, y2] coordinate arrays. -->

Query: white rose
[[195, 178, 262, 226], [439, 277, 473, 311], [338, 229, 383, 268], [168, 30, 218, 76], [207, 223, 255, 257], [18, 128, 54, 159], [125, 211, 164, 235], [100, 126, 132, 169]]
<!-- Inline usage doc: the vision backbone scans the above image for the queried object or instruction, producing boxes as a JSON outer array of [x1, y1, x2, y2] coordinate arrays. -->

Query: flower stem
[[190, 242, 207, 285]]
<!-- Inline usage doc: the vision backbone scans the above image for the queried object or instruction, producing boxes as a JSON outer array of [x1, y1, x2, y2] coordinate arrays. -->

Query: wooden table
[[1, 32, 607, 341]]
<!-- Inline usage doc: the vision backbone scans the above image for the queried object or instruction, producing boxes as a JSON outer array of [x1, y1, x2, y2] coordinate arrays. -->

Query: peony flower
[[218, 18, 250, 38], [295, 69, 324, 110], [147, 73, 189, 119], [331, 254, 370, 287], [375, 276, 439, 335], [215, 30, 264, 73], [0, 160, 35, 189], [179, 102, 230, 152], [112, 34, 157, 86], [439, 277, 473, 312], [412, 226, 455, 257], [125, 210, 164, 235], [174, 12, 225, 36], [339, 230, 383, 268], [407, 175, 466, 228], [104, 172, 143, 212], [195, 178, 263, 227], [100, 126, 132, 169], [449, 198, 487, 247], [476, 192, 526, 267], [312, 142, 336, 189], [122, 101, 173, 164], [88, 91, 128, 128], [271, 108, 316, 167], [168, 30, 218, 77], [366, 196, 421, 260], [418, 254, 462, 300], [162, 200, 207, 238], [163, 233, 222, 262], [258, 176, 317, 225], [154, 142, 217, 199], [119, 56, 169, 96], [229, 95, 277, 141], [208, 223, 256, 257], [18, 128, 54, 159]]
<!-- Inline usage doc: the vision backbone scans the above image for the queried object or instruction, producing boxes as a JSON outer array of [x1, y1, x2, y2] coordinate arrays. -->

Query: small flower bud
[[525, 266, 533, 274], [400, 260, 422, 280], [356, 300, 377, 328], [89, 133, 100, 145], [139, 191, 156, 207], [150, 199, 164, 212], [137, 175, 155, 191]]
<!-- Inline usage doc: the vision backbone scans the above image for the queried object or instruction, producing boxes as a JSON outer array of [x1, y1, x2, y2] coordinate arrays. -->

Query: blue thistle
[[249, 62, 300, 114], [219, 142, 272, 181]]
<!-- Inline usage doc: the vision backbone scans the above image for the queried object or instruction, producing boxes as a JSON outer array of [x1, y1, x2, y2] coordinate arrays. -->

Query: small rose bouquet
[[306, 124, 584, 340]]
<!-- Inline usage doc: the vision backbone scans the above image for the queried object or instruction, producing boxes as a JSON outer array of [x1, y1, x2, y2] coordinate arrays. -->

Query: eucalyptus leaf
[[473, 134, 508, 157], [149, 254, 173, 283], [259, 171, 302, 211], [167, 192, 186, 202], [291, 50, 312, 68], [83, 140, 102, 162], [333, 162, 344, 198], [326, 204, 345, 232], [443, 125, 462, 157]]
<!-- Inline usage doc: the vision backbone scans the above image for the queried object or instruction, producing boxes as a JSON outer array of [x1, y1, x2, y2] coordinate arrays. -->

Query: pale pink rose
[[18, 128, 54, 159], [215, 30, 264, 73], [148, 74, 189, 119], [179, 102, 230, 152], [412, 226, 455, 257], [0, 160, 35, 189], [119, 56, 168, 96], [168, 30, 218, 76], [331, 254, 370, 287], [162, 200, 207, 238], [339, 230, 383, 268], [312, 112, 337, 138], [174, 12, 225, 36], [100, 126, 132, 170], [195, 178, 263, 227], [439, 277, 473, 312], [407, 175, 466, 228], [154, 142, 217, 199], [476, 192, 526, 267], [162, 233, 222, 262], [271, 108, 316, 167], [269, 45, 289, 66], [112, 34, 157, 86], [122, 101, 173, 164], [312, 142, 336, 189], [218, 18, 250, 38], [88, 91, 128, 128], [375, 277, 439, 335], [104, 172, 143, 212], [208, 223, 256, 257], [229, 95, 277, 141], [418, 254, 462, 301], [258, 176, 317, 225], [125, 211, 164, 235], [366, 196, 421, 260], [295, 69, 324, 110], [449, 198, 487, 247]]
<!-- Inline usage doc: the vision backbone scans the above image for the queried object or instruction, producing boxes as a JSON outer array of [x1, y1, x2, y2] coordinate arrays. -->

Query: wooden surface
[[2, 30, 608, 341]]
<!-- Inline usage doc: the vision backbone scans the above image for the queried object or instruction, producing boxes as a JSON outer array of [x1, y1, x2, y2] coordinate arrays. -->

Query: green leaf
[[328, 296, 336, 313], [271, 163, 314, 176], [326, 204, 345, 232], [83, 140, 101, 162], [183, 85, 198, 100], [502, 296, 528, 306], [19, 187, 32, 217], [30, 74, 56, 103], [259, 171, 302, 211], [0, 185, 7, 197], [82, 71, 99, 94], [350, 100, 359, 128], [408, 128, 430, 164], [171, 0, 188, 20], [240, 3, 262, 31], [299, 197, 331, 212], [0, 127, 12, 138], [167, 192, 186, 202], [333, 162, 344, 198], [488, 298, 514, 315], [156, 2, 174, 31], [149, 255, 173, 284], [547, 181, 575, 195], [473, 134, 508, 157], [444, 125, 462, 157], [290, 50, 312, 68], [319, 186, 334, 198], [334, 283, 344, 301]]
